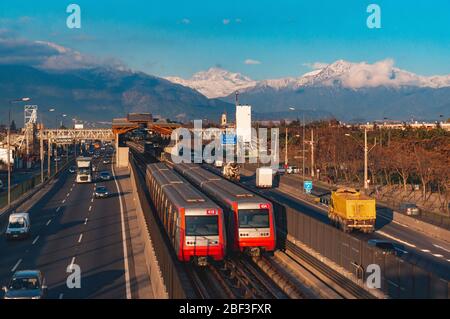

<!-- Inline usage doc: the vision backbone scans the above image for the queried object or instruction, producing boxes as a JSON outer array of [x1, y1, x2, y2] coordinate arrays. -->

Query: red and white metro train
[[146, 163, 226, 265], [174, 163, 276, 256]]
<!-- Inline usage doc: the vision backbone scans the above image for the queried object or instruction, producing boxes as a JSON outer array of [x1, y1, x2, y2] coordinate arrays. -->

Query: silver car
[[3, 270, 47, 299]]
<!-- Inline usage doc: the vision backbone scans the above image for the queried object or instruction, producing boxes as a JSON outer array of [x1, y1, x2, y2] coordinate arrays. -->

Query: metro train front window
[[238, 209, 270, 228], [185, 216, 219, 236]]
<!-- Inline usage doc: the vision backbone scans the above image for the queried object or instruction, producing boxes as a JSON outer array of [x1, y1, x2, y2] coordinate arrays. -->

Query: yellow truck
[[328, 188, 376, 233]]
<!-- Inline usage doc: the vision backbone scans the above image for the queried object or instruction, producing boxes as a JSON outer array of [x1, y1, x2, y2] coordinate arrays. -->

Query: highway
[[0, 153, 129, 299], [192, 162, 450, 281], [238, 172, 450, 279]]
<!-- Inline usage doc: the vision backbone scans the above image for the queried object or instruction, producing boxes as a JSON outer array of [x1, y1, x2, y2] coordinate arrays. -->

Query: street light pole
[[7, 108, 11, 207], [302, 114, 305, 192], [7, 97, 31, 207], [310, 129, 314, 178], [40, 123, 44, 183], [284, 126, 288, 166], [364, 127, 368, 190]]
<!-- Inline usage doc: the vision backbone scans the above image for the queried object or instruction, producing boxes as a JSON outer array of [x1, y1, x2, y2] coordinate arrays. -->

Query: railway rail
[[284, 240, 376, 299], [128, 142, 298, 299], [128, 140, 377, 299]]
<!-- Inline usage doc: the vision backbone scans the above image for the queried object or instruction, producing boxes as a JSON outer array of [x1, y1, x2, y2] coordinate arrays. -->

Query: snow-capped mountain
[[166, 59, 450, 98], [166, 67, 256, 98]]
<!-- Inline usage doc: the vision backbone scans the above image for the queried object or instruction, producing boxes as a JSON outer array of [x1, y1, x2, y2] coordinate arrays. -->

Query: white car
[[5, 212, 31, 240]]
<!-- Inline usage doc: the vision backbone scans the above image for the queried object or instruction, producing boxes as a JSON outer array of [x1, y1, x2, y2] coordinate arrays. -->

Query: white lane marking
[[66, 193, 70, 197], [69, 257, 76, 270], [376, 213, 409, 227], [112, 163, 131, 299], [11, 259, 22, 272], [91, 198, 94, 203], [46, 219, 52, 226], [84, 218, 88, 225], [376, 230, 416, 248], [433, 244, 450, 254], [62, 199, 66, 204], [88, 206, 92, 212], [421, 249, 431, 253], [78, 234, 83, 243], [32, 236, 40, 245], [56, 206, 61, 212], [59, 293, 64, 299], [432, 254, 444, 258]]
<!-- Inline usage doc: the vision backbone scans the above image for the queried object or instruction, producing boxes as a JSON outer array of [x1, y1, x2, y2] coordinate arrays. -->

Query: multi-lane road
[[238, 171, 450, 279], [0, 154, 129, 299]]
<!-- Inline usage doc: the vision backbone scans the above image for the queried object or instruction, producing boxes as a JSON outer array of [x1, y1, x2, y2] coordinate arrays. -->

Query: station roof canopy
[[112, 113, 180, 136]]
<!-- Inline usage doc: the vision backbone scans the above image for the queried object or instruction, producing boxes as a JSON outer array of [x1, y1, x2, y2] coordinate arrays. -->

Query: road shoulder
[[113, 165, 154, 299]]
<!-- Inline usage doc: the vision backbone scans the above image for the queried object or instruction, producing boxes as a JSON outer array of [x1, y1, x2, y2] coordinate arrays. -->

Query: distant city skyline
[[0, 0, 449, 80]]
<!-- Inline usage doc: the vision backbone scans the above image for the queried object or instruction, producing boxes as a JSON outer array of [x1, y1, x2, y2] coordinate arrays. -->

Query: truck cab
[[76, 156, 92, 183], [5, 213, 31, 240]]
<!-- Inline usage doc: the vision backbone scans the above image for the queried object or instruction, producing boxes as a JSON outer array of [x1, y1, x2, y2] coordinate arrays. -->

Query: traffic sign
[[304, 180, 313, 193], [222, 134, 237, 145]]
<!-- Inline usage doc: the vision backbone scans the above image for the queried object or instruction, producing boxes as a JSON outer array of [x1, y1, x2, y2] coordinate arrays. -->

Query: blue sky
[[0, 0, 449, 79]]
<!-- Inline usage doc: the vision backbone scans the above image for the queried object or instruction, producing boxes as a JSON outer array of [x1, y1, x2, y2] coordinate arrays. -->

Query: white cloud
[[180, 18, 190, 25], [0, 32, 126, 70], [244, 59, 261, 65], [303, 62, 328, 70], [235, 18, 242, 23], [222, 19, 230, 25], [339, 59, 409, 88]]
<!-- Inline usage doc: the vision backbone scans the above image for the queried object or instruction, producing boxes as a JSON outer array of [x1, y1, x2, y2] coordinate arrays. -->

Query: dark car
[[99, 171, 111, 181], [68, 166, 76, 173], [94, 186, 110, 198], [399, 203, 420, 216], [368, 239, 407, 257], [102, 158, 111, 165], [3, 270, 47, 299]]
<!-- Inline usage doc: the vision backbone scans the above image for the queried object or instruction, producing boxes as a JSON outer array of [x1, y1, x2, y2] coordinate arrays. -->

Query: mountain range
[[1, 60, 448, 125], [166, 60, 450, 121], [0, 64, 233, 126]]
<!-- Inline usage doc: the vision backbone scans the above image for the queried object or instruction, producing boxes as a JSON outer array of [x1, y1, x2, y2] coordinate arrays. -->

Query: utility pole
[[310, 129, 315, 178], [284, 126, 288, 166], [364, 128, 368, 190], [40, 124, 44, 183], [48, 138, 51, 178], [345, 127, 376, 192], [7, 108, 11, 207], [302, 114, 305, 191], [55, 144, 58, 173]]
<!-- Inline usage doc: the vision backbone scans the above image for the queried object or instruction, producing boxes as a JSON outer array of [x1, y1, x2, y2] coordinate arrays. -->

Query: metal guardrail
[[0, 159, 74, 222]]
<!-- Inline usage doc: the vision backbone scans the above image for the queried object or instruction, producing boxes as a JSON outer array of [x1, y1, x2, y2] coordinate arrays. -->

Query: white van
[[5, 213, 31, 240]]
